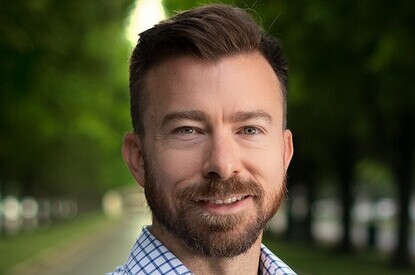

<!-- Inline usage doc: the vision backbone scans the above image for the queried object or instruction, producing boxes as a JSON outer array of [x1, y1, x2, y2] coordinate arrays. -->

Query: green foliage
[[355, 159, 395, 198], [0, 0, 135, 198]]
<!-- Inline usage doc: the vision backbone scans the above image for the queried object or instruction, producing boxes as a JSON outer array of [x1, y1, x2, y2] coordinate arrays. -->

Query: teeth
[[224, 198, 232, 204], [208, 196, 245, 205]]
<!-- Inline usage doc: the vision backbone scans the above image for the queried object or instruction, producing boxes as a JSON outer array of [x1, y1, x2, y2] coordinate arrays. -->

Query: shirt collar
[[122, 226, 296, 275]]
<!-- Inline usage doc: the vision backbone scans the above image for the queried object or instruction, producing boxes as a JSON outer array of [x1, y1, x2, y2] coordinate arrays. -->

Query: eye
[[242, 126, 260, 135], [174, 126, 196, 135]]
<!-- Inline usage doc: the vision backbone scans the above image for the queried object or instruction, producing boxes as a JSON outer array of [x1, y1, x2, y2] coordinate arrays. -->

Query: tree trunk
[[339, 137, 354, 252], [305, 177, 316, 243], [392, 113, 414, 267]]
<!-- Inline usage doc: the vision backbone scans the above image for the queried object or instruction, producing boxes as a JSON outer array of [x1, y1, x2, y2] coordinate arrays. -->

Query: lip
[[199, 195, 248, 205], [197, 195, 253, 215]]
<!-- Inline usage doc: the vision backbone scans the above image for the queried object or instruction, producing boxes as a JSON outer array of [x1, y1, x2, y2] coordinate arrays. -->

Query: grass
[[263, 232, 414, 275], [0, 212, 111, 274]]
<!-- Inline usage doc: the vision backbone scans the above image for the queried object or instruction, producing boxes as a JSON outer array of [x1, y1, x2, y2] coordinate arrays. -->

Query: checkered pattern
[[106, 226, 296, 275], [259, 245, 296, 275]]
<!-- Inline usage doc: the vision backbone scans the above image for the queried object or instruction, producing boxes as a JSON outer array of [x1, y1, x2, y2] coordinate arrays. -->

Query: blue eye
[[243, 126, 259, 135], [175, 127, 195, 135]]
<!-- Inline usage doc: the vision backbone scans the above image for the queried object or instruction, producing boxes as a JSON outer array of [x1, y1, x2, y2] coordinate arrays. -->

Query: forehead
[[143, 52, 283, 124]]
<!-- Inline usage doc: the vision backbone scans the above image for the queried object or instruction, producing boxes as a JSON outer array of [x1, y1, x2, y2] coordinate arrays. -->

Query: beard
[[143, 157, 287, 258]]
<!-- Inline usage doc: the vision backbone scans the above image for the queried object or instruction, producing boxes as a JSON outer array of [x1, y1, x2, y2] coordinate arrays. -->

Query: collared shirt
[[106, 226, 296, 275]]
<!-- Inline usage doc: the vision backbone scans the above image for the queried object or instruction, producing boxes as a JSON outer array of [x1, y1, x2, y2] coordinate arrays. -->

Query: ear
[[283, 129, 294, 171], [122, 133, 146, 188]]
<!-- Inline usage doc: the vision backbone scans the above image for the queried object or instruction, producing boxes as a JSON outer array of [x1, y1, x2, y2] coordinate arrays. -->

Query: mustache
[[177, 176, 264, 201]]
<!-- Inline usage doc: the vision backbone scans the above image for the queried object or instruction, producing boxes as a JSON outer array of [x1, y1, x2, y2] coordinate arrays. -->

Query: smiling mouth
[[199, 195, 250, 205]]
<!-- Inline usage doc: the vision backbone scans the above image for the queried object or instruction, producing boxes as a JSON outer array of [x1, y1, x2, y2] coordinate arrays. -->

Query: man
[[108, 3, 295, 275]]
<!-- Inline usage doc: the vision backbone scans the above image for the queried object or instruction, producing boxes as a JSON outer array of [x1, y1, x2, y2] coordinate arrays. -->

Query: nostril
[[204, 169, 239, 181], [205, 171, 221, 180]]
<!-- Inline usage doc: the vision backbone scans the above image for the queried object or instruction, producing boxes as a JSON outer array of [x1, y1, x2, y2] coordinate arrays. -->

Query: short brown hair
[[129, 4, 288, 136]]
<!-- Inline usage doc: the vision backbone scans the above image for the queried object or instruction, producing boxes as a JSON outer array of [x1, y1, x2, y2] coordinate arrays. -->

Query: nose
[[202, 134, 242, 180]]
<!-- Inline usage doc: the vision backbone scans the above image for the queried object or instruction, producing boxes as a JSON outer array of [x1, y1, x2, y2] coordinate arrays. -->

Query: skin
[[122, 52, 294, 275]]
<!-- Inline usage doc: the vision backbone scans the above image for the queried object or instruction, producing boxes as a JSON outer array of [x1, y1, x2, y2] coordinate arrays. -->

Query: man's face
[[124, 52, 293, 257]]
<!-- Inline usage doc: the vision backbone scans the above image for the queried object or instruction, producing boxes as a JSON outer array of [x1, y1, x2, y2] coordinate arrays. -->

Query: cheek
[[244, 143, 285, 176], [153, 151, 202, 212], [243, 147, 285, 194], [262, 165, 285, 199], [152, 148, 203, 189]]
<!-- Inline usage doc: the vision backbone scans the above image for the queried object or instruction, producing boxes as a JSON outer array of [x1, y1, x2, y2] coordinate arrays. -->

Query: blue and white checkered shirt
[[106, 226, 296, 275]]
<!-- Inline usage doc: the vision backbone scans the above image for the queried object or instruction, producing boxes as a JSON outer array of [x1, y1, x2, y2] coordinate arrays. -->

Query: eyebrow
[[162, 110, 209, 127], [229, 111, 273, 125], [162, 110, 272, 126]]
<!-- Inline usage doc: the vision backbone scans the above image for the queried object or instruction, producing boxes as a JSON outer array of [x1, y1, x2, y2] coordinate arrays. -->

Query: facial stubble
[[143, 156, 287, 258]]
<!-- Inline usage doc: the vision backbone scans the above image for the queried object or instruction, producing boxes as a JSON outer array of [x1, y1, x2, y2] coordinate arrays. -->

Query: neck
[[150, 219, 263, 275]]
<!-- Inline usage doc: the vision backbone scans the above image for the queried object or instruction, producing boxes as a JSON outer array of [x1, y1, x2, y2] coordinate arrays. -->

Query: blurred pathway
[[55, 213, 151, 275], [7, 211, 151, 275]]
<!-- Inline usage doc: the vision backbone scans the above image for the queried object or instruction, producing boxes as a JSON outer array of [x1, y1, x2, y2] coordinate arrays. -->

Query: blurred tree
[[0, 0, 134, 202], [259, 0, 414, 265]]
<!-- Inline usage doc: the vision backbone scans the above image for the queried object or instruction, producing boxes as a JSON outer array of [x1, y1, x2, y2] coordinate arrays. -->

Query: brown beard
[[143, 157, 287, 258]]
